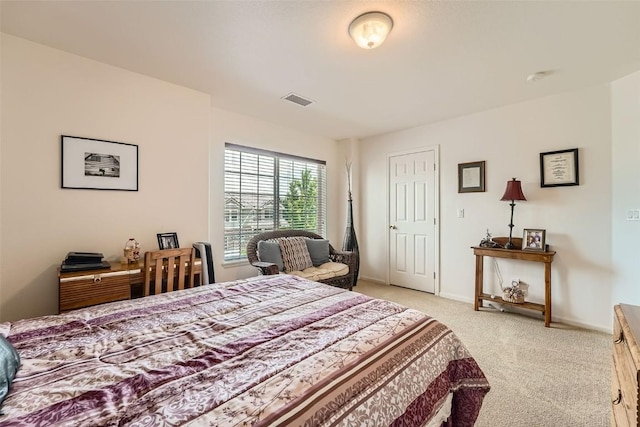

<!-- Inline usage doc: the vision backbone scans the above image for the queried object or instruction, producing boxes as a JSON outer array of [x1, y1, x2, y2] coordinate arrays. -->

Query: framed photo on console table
[[522, 229, 546, 251], [540, 148, 579, 187], [61, 135, 138, 191]]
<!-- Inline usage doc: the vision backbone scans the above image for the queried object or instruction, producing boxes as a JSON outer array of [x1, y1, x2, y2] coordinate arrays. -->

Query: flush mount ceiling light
[[348, 11, 393, 49]]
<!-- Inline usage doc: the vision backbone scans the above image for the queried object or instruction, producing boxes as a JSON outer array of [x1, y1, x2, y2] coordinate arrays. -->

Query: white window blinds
[[223, 143, 327, 261]]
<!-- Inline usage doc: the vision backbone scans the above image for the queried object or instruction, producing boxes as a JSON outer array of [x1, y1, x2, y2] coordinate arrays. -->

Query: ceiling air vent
[[282, 93, 314, 107]]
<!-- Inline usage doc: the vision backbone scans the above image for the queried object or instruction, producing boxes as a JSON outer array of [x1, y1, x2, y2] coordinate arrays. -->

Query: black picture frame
[[157, 232, 179, 249], [540, 148, 579, 187], [61, 135, 138, 191], [522, 229, 546, 251], [458, 161, 486, 193]]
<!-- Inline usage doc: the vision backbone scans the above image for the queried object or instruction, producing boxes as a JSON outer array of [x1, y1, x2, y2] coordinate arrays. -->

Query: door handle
[[389, 225, 397, 230]]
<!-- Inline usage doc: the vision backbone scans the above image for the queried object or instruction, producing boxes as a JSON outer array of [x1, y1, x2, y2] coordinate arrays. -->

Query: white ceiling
[[2, 1, 640, 140]]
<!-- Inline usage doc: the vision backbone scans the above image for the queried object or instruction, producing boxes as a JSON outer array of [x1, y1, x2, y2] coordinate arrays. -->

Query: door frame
[[386, 145, 440, 295]]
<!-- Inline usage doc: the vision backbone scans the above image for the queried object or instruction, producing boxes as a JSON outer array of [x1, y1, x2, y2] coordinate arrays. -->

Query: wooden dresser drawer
[[612, 304, 640, 427], [59, 270, 132, 312], [613, 362, 631, 427]]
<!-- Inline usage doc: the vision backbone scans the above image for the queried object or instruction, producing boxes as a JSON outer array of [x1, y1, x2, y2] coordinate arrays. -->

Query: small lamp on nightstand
[[500, 178, 527, 249]]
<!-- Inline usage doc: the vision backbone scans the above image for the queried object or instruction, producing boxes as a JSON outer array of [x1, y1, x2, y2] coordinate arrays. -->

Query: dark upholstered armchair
[[246, 230, 356, 290]]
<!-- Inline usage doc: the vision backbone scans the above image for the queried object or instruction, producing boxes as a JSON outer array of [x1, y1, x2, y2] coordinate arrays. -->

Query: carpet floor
[[353, 280, 612, 427]]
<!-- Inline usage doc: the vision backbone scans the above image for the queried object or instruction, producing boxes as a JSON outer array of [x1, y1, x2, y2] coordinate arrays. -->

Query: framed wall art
[[458, 161, 486, 193], [540, 148, 579, 187], [522, 228, 546, 251], [61, 135, 138, 191], [157, 232, 179, 249]]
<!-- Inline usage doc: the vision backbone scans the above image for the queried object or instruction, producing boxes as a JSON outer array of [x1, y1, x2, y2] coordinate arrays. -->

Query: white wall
[[0, 35, 211, 321], [611, 71, 640, 308], [360, 85, 613, 331], [0, 35, 344, 321], [209, 107, 341, 282], [3, 32, 634, 332]]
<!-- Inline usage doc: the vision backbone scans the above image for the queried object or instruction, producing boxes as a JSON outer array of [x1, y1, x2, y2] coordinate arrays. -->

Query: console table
[[472, 246, 556, 327], [58, 259, 201, 313]]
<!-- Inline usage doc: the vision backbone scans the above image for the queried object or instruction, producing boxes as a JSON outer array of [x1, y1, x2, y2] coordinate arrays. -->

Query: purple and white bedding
[[0, 275, 489, 426]]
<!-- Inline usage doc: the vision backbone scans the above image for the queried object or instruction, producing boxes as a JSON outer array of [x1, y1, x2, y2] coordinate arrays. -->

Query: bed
[[0, 275, 489, 426]]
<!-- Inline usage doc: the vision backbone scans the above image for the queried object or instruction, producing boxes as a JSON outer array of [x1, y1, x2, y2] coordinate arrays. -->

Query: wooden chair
[[143, 248, 198, 296]]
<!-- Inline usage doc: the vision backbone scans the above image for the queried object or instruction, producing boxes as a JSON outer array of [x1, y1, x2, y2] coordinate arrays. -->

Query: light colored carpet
[[353, 280, 611, 427]]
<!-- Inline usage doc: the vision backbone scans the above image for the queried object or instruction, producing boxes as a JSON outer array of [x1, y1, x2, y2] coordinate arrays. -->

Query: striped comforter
[[0, 275, 489, 426]]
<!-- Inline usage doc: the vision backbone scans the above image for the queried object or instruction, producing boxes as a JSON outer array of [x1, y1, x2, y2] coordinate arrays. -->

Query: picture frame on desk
[[157, 232, 179, 249], [522, 229, 546, 251]]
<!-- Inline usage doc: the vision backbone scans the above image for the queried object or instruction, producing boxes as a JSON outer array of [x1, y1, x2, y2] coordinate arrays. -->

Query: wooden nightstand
[[58, 260, 202, 312]]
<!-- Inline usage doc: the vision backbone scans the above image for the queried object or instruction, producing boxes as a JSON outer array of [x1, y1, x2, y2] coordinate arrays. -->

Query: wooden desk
[[58, 259, 201, 312], [472, 246, 556, 327]]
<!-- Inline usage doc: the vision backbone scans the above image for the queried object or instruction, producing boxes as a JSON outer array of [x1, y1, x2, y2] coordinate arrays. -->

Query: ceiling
[[2, 1, 640, 140]]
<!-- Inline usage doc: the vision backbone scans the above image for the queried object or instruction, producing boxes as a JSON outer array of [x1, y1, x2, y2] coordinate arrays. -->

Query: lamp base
[[504, 241, 515, 250]]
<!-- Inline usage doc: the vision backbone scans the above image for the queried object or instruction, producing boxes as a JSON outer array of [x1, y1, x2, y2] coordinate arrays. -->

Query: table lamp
[[500, 178, 527, 249]]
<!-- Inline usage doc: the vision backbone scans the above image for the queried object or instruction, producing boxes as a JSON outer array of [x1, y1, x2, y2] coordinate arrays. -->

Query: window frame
[[223, 143, 327, 261]]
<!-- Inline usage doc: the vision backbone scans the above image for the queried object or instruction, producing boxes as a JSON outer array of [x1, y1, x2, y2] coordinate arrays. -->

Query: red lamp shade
[[500, 178, 527, 201]]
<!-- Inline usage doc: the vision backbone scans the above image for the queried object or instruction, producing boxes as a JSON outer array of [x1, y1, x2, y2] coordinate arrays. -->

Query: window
[[224, 143, 327, 261]]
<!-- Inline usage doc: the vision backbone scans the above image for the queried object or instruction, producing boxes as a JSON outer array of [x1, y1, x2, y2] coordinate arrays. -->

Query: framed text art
[[539, 148, 579, 188], [522, 228, 546, 251], [458, 161, 486, 193], [61, 135, 139, 191]]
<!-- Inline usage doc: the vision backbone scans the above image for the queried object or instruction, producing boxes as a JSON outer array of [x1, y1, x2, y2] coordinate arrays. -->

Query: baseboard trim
[[358, 276, 387, 285], [359, 283, 612, 333], [438, 292, 473, 304], [548, 315, 611, 334], [439, 292, 611, 333]]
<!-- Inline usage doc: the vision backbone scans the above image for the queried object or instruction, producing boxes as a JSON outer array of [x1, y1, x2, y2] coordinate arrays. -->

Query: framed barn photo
[[522, 229, 546, 251], [61, 135, 138, 191]]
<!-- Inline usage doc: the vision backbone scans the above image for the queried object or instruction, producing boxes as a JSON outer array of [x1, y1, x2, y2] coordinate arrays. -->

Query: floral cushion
[[277, 237, 313, 273]]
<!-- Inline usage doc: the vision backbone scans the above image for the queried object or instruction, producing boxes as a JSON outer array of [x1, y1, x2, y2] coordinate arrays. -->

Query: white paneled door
[[389, 150, 437, 293]]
